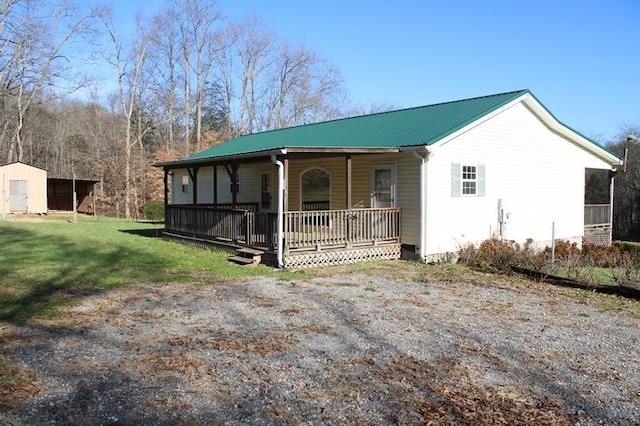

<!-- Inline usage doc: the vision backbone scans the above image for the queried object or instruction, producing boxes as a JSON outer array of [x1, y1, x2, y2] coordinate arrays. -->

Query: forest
[[0, 0, 637, 240], [0, 0, 364, 219]]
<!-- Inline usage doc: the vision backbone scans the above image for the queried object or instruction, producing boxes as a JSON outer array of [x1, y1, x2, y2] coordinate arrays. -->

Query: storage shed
[[47, 177, 98, 214], [0, 162, 48, 214]]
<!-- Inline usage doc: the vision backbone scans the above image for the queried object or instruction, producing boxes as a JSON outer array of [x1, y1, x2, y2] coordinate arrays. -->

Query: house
[[0, 162, 47, 215], [156, 90, 622, 268]]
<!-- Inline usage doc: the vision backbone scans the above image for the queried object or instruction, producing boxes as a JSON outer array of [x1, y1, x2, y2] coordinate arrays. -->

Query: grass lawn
[[545, 265, 640, 287], [0, 216, 297, 323]]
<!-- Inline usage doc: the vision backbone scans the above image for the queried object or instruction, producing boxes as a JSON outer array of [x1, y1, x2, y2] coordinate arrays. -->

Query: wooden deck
[[164, 205, 401, 268]]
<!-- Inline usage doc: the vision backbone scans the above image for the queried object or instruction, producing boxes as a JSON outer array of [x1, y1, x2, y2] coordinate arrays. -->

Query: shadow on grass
[[119, 228, 164, 238], [0, 225, 172, 324]]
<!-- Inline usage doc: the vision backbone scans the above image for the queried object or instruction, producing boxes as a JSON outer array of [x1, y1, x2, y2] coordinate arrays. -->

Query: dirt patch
[[1, 270, 639, 425]]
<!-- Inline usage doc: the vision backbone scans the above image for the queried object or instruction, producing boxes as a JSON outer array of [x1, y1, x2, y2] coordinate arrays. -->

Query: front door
[[10, 180, 27, 212], [371, 163, 396, 208]]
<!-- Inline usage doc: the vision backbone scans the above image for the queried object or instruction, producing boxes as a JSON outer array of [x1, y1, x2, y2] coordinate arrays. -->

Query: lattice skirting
[[163, 231, 401, 269], [283, 244, 401, 269], [163, 231, 238, 254], [583, 228, 611, 246]]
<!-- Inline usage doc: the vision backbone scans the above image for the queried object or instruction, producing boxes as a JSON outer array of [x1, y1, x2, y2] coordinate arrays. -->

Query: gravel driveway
[[2, 268, 639, 425]]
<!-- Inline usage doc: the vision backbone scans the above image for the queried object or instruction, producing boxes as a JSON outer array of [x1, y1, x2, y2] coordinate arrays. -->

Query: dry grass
[[2, 263, 639, 424]]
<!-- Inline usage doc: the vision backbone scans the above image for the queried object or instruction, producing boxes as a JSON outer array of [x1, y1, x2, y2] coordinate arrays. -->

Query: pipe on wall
[[271, 153, 286, 268]]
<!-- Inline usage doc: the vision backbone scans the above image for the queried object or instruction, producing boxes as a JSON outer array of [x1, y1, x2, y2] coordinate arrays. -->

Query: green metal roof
[[187, 90, 529, 161], [157, 89, 618, 166]]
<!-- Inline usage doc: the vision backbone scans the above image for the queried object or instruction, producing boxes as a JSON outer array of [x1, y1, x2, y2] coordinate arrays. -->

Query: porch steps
[[229, 247, 264, 266]]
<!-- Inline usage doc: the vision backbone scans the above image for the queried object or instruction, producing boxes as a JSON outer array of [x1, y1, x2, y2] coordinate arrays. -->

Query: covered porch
[[583, 168, 615, 246], [159, 150, 405, 268]]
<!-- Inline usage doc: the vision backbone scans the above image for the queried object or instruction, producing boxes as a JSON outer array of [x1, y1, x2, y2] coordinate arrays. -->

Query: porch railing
[[165, 205, 277, 249], [284, 208, 401, 253], [584, 204, 611, 228], [165, 205, 401, 253]]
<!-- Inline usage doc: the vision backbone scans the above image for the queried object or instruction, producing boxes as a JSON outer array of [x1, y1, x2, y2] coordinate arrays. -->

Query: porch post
[[225, 164, 240, 207], [188, 167, 199, 205], [282, 158, 289, 213], [163, 168, 169, 207], [609, 170, 616, 245], [346, 155, 352, 248], [213, 165, 218, 207], [345, 155, 352, 209]]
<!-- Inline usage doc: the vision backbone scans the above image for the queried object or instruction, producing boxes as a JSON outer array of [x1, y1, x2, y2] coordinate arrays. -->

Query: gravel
[[1, 271, 639, 425]]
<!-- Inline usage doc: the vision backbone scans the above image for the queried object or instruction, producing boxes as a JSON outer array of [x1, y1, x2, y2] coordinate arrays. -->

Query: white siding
[[424, 102, 614, 256], [0, 162, 47, 214]]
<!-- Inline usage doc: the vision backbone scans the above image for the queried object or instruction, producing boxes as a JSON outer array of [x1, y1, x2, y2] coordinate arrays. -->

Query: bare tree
[[0, 0, 98, 163], [610, 126, 640, 241], [265, 42, 346, 129], [174, 0, 222, 154], [103, 13, 151, 218], [147, 7, 181, 151], [231, 16, 274, 134]]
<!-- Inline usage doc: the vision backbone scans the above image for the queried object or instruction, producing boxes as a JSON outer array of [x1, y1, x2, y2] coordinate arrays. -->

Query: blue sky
[[108, 0, 639, 143]]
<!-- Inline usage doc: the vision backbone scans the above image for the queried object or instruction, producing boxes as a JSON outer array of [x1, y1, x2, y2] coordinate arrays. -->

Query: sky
[[108, 0, 640, 144]]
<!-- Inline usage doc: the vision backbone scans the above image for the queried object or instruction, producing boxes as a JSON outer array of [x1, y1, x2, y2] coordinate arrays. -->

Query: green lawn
[[0, 216, 293, 323]]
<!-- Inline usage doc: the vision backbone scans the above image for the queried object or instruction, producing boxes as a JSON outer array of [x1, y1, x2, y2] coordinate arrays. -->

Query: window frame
[[461, 165, 477, 196], [300, 167, 331, 211], [260, 172, 271, 209], [451, 163, 485, 197], [181, 175, 189, 193]]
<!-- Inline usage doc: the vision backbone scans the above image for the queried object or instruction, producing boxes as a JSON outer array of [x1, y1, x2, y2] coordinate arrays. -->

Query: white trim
[[520, 93, 620, 166], [461, 164, 478, 196], [431, 97, 524, 149]]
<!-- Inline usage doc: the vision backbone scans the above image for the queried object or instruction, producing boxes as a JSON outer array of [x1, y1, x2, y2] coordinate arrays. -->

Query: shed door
[[10, 180, 27, 212]]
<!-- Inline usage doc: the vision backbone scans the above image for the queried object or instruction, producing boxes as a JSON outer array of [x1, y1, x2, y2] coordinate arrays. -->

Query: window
[[462, 165, 477, 195], [181, 175, 189, 193], [301, 168, 330, 211], [451, 163, 485, 197], [261, 173, 271, 209], [229, 173, 240, 194]]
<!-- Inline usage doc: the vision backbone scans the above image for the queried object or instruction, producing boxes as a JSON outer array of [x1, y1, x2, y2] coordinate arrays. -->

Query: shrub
[[613, 241, 640, 267], [143, 200, 165, 221], [475, 239, 520, 273], [582, 243, 631, 268], [546, 239, 581, 261], [459, 238, 640, 284]]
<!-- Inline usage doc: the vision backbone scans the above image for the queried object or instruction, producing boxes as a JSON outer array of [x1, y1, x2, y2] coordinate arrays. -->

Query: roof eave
[[154, 147, 400, 168], [154, 148, 289, 168]]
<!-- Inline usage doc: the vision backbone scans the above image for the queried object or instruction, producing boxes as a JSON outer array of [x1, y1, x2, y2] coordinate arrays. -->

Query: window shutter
[[451, 163, 461, 197], [477, 164, 486, 197]]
